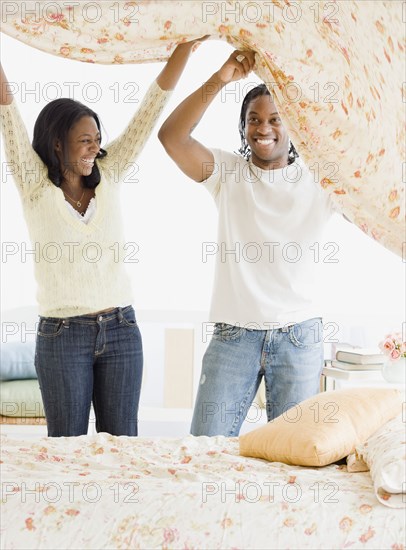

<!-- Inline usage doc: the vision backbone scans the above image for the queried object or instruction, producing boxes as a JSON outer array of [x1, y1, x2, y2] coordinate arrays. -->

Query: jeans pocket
[[37, 318, 64, 338], [288, 318, 323, 348], [212, 323, 243, 342], [121, 308, 137, 328]]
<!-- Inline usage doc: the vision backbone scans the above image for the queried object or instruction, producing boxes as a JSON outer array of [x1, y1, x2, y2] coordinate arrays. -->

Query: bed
[[1, 426, 404, 550], [1, 307, 404, 549]]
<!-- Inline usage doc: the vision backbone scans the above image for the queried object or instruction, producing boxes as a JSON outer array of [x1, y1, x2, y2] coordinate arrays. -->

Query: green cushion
[[0, 379, 45, 417]]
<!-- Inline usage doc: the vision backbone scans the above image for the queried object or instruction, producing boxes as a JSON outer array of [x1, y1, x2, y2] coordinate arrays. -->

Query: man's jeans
[[35, 306, 143, 437], [191, 317, 324, 436]]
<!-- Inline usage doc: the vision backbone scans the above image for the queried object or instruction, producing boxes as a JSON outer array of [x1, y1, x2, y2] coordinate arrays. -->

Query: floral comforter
[[1, 0, 405, 257], [0, 433, 404, 549]]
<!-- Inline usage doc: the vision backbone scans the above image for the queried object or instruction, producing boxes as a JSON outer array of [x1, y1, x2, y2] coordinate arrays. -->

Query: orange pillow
[[239, 387, 403, 467]]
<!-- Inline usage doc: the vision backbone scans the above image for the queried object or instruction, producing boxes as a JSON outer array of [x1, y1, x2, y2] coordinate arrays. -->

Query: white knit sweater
[[1, 80, 170, 317]]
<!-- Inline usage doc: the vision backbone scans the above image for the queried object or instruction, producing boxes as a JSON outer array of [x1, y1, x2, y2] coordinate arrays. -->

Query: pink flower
[[163, 528, 178, 544], [380, 338, 395, 353], [59, 46, 71, 57], [390, 207, 400, 219], [49, 13, 65, 22], [339, 517, 353, 532], [380, 332, 406, 361], [221, 517, 233, 528], [359, 527, 375, 543], [390, 349, 401, 360], [65, 509, 80, 516], [25, 518, 35, 531]]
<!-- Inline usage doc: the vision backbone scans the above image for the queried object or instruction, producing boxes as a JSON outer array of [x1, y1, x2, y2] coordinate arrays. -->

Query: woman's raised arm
[[1, 63, 13, 105], [102, 38, 210, 180], [156, 37, 208, 91]]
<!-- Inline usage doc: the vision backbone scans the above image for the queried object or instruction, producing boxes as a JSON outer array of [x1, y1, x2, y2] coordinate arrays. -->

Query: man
[[159, 50, 334, 436]]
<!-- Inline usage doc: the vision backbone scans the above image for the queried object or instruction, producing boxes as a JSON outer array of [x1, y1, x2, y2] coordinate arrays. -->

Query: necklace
[[63, 187, 85, 208]]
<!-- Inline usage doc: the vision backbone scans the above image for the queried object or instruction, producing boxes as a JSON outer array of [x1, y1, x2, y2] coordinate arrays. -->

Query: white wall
[[1, 33, 404, 354]]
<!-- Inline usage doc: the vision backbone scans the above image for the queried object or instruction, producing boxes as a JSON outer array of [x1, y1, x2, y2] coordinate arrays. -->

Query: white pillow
[[355, 413, 406, 508]]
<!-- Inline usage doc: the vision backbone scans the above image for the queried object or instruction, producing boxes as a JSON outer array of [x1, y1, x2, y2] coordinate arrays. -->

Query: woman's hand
[[215, 50, 256, 84], [156, 35, 210, 91], [175, 35, 210, 53]]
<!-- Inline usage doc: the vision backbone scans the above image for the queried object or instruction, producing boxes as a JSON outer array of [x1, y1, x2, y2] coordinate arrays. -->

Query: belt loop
[[117, 307, 124, 322]]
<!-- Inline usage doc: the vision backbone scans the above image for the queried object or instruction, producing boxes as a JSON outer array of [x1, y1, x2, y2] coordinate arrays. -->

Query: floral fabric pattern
[[1, 0, 404, 256], [355, 413, 406, 509], [1, 433, 405, 549]]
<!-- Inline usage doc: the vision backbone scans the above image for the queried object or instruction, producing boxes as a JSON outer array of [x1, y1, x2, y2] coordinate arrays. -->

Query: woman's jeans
[[191, 317, 324, 437], [35, 306, 143, 437]]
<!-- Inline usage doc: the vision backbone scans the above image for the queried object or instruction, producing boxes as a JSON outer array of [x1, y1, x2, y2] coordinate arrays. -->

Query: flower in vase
[[379, 332, 406, 362]]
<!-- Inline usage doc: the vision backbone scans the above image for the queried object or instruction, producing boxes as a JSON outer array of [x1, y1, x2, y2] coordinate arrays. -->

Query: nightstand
[[321, 361, 405, 393]]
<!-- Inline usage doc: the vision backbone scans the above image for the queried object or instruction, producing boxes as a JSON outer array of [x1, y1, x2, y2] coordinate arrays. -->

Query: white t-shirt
[[201, 149, 335, 329]]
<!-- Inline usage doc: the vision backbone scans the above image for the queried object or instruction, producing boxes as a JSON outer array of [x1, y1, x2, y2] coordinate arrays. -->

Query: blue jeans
[[191, 317, 324, 436], [35, 306, 143, 437]]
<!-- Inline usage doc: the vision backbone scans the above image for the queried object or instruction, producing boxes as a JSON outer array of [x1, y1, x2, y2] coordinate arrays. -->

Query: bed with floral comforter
[[1, 433, 404, 549]]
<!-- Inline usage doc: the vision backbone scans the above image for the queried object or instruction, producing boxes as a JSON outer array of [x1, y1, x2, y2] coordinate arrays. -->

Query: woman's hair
[[32, 98, 107, 188], [238, 84, 299, 165]]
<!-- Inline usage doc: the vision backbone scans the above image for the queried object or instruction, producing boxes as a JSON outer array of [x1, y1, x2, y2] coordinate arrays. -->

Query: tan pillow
[[239, 387, 403, 467]]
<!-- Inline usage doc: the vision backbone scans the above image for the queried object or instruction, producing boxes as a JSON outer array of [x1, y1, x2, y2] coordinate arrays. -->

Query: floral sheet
[[0, 433, 404, 549], [1, 0, 405, 257]]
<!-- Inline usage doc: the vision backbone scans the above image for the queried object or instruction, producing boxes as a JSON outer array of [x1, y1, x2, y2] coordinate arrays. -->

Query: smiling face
[[244, 95, 290, 170], [56, 115, 101, 185]]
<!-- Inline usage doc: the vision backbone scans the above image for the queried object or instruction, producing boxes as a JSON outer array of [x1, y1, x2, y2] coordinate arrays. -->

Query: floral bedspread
[[0, 0, 404, 257], [0, 433, 404, 549]]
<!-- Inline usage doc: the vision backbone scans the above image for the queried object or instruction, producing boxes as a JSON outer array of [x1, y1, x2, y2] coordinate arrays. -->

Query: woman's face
[[244, 95, 290, 170], [56, 116, 101, 182]]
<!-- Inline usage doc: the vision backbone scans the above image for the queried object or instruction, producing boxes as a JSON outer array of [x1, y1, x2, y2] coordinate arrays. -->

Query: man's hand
[[215, 50, 256, 84]]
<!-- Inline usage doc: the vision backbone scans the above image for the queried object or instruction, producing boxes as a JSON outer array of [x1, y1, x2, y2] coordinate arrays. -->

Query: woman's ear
[[54, 139, 61, 152]]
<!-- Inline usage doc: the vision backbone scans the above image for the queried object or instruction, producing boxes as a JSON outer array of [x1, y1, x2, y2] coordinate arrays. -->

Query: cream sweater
[[1, 81, 170, 317]]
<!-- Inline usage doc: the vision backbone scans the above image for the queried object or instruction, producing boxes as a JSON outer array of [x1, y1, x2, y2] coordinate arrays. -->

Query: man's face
[[244, 94, 290, 170]]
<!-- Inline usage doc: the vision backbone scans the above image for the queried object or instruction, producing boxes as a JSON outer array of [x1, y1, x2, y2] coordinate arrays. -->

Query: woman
[[0, 38, 203, 437]]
